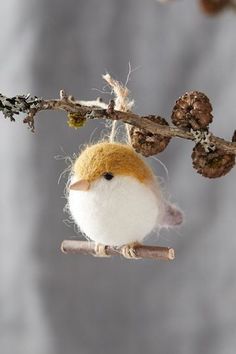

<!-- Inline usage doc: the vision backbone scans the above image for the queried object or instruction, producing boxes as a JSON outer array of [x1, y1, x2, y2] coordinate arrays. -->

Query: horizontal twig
[[61, 240, 175, 261], [1, 89, 236, 154], [34, 92, 236, 155]]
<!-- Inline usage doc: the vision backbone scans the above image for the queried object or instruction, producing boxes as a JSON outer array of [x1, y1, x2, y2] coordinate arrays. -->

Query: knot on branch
[[106, 99, 115, 115], [130, 116, 171, 157]]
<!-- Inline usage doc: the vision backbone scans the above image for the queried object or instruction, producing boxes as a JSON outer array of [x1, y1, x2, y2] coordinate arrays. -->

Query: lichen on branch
[[0, 93, 42, 131]]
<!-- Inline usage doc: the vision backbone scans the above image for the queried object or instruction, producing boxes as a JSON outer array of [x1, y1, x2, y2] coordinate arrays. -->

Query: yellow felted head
[[73, 142, 154, 184]]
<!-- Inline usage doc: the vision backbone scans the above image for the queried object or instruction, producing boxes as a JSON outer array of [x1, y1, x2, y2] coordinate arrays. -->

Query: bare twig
[[61, 240, 175, 261]]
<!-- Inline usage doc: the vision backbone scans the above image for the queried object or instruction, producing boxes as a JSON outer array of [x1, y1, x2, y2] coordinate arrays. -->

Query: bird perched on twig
[[68, 142, 183, 258]]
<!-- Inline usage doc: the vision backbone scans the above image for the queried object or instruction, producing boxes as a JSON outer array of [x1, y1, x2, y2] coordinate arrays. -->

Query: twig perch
[[61, 240, 175, 261]]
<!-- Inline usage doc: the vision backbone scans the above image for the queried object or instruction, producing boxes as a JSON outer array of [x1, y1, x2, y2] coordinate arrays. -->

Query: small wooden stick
[[61, 240, 175, 261]]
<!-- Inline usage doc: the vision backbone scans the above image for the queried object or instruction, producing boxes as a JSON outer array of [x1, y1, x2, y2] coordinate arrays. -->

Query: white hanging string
[[102, 73, 134, 143]]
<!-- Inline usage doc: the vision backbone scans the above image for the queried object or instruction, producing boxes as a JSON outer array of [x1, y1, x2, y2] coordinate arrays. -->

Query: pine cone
[[130, 116, 171, 157], [171, 91, 213, 130], [192, 144, 235, 178], [199, 0, 229, 15]]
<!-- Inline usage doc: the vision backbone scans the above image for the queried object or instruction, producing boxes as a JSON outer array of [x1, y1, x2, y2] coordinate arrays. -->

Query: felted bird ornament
[[68, 141, 183, 258]]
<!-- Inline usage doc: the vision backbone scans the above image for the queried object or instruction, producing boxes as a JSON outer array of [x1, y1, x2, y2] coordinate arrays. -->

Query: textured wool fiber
[[68, 142, 183, 246], [69, 175, 158, 245], [73, 142, 154, 183]]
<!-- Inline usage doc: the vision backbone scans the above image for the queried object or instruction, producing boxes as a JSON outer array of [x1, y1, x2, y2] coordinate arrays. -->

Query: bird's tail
[[158, 202, 184, 229]]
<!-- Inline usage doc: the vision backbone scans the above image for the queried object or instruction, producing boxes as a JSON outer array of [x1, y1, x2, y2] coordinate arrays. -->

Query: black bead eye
[[103, 172, 114, 181]]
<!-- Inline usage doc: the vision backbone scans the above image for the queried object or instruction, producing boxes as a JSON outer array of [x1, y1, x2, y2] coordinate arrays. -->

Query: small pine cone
[[192, 144, 235, 178], [171, 91, 213, 130], [130, 116, 171, 157], [199, 0, 229, 15]]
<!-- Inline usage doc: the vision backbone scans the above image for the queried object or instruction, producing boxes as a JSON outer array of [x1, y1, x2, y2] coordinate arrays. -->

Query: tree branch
[[61, 240, 175, 261], [26, 91, 236, 155], [1, 89, 236, 154]]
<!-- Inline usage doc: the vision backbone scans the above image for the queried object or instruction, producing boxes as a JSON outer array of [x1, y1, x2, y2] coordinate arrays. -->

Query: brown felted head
[[72, 142, 154, 184]]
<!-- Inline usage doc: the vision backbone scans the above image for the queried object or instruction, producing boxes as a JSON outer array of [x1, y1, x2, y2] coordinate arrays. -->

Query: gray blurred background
[[1, 1, 236, 353]]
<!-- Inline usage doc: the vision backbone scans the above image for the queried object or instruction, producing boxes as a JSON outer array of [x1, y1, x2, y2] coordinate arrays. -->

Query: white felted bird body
[[68, 142, 183, 247]]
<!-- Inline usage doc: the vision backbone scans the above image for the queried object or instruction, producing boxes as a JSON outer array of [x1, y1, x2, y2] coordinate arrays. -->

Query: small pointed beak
[[69, 179, 90, 191]]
